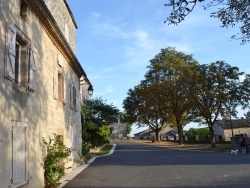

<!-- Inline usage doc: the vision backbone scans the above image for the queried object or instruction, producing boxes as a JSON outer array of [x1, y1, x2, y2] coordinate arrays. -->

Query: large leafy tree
[[222, 73, 250, 137], [164, 0, 250, 44], [90, 97, 119, 124], [81, 98, 119, 148], [123, 84, 170, 141], [193, 61, 244, 147], [143, 47, 199, 144]]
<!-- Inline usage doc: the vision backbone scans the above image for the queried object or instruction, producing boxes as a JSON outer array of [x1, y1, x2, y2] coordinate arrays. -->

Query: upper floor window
[[58, 71, 64, 103], [53, 55, 66, 106], [15, 38, 27, 86], [5, 24, 37, 92], [64, 23, 69, 42], [70, 75, 78, 111], [72, 86, 76, 109], [20, 0, 28, 21]]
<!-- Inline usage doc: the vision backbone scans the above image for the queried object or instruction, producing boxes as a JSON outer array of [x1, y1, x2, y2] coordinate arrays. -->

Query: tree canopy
[[164, 0, 250, 44], [143, 47, 199, 144], [192, 61, 246, 146], [81, 97, 120, 148], [123, 47, 250, 146], [123, 84, 169, 141]]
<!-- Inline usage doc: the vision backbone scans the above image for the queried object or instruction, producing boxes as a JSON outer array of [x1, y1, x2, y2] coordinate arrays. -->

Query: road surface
[[64, 142, 250, 188]]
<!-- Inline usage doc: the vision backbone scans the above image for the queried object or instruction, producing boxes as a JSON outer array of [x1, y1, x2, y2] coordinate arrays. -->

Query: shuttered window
[[54, 54, 67, 105], [73, 86, 76, 109], [5, 23, 37, 91], [63, 70, 67, 104], [28, 47, 37, 91], [70, 75, 79, 111], [11, 121, 28, 186], [20, 0, 28, 21], [54, 69, 66, 105], [58, 72, 63, 103], [64, 23, 69, 42], [5, 24, 17, 80]]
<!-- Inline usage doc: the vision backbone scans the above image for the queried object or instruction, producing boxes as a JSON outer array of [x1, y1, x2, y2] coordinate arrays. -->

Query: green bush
[[98, 125, 111, 144], [43, 135, 72, 188], [197, 128, 209, 141], [186, 128, 198, 140]]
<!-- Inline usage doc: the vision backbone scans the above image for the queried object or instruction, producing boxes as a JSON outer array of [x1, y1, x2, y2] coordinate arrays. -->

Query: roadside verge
[[57, 144, 116, 188]]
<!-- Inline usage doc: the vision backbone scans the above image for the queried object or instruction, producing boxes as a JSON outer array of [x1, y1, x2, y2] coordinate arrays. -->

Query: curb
[[57, 144, 116, 188]]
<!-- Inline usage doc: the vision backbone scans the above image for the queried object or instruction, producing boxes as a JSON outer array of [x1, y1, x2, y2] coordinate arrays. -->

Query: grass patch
[[93, 144, 114, 156], [129, 140, 232, 152]]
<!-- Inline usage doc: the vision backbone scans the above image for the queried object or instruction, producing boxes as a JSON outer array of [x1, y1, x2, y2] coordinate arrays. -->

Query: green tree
[[222, 73, 250, 137], [164, 0, 250, 44], [81, 98, 119, 149], [90, 97, 119, 125], [241, 74, 250, 116], [98, 125, 111, 143], [245, 111, 250, 119], [143, 47, 199, 144], [197, 128, 209, 141], [186, 128, 198, 140], [123, 84, 170, 142], [193, 61, 243, 147], [126, 123, 132, 135]]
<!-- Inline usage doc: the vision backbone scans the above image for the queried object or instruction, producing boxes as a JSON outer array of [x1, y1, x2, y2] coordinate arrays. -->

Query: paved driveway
[[64, 142, 250, 188]]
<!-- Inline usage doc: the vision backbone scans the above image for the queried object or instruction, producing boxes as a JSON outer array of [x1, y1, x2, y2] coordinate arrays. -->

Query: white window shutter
[[5, 23, 16, 80], [28, 47, 37, 91], [53, 67, 58, 100], [12, 123, 27, 185]]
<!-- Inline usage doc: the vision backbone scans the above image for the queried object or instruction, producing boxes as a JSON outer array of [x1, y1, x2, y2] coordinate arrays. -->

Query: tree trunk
[[178, 125, 183, 145], [155, 129, 160, 142], [210, 126, 216, 148]]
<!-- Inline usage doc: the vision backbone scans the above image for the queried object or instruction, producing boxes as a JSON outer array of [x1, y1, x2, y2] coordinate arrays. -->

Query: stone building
[[0, 0, 92, 187], [213, 119, 250, 141], [110, 121, 127, 140]]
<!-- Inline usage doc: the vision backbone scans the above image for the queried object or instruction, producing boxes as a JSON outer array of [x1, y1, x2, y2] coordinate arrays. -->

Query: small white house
[[213, 119, 250, 141]]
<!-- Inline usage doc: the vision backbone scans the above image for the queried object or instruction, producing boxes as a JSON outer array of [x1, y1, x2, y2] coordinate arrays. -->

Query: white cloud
[[105, 85, 115, 93], [93, 85, 115, 97], [91, 12, 101, 18], [94, 22, 130, 39]]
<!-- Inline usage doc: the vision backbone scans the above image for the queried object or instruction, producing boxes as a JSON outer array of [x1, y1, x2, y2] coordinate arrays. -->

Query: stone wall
[[0, 0, 82, 187], [43, 0, 76, 53]]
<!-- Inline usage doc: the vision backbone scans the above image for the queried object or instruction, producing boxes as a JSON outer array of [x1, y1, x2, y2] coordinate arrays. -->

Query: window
[[70, 75, 78, 111], [58, 72, 64, 103], [5, 24, 37, 91], [64, 23, 69, 42], [11, 121, 28, 186], [15, 42, 21, 84], [53, 67, 66, 105], [14, 38, 27, 86], [20, 0, 28, 21], [73, 86, 76, 109]]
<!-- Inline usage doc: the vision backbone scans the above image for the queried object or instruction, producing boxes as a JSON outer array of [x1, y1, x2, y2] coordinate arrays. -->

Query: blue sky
[[67, 0, 250, 134]]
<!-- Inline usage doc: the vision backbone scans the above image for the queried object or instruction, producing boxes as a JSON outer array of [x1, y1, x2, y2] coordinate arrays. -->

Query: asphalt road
[[64, 142, 250, 188]]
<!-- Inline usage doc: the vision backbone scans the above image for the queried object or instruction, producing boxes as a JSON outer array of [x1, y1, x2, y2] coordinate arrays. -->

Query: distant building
[[110, 120, 127, 140], [213, 119, 250, 141], [134, 126, 173, 141], [161, 129, 178, 141], [134, 129, 154, 140]]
